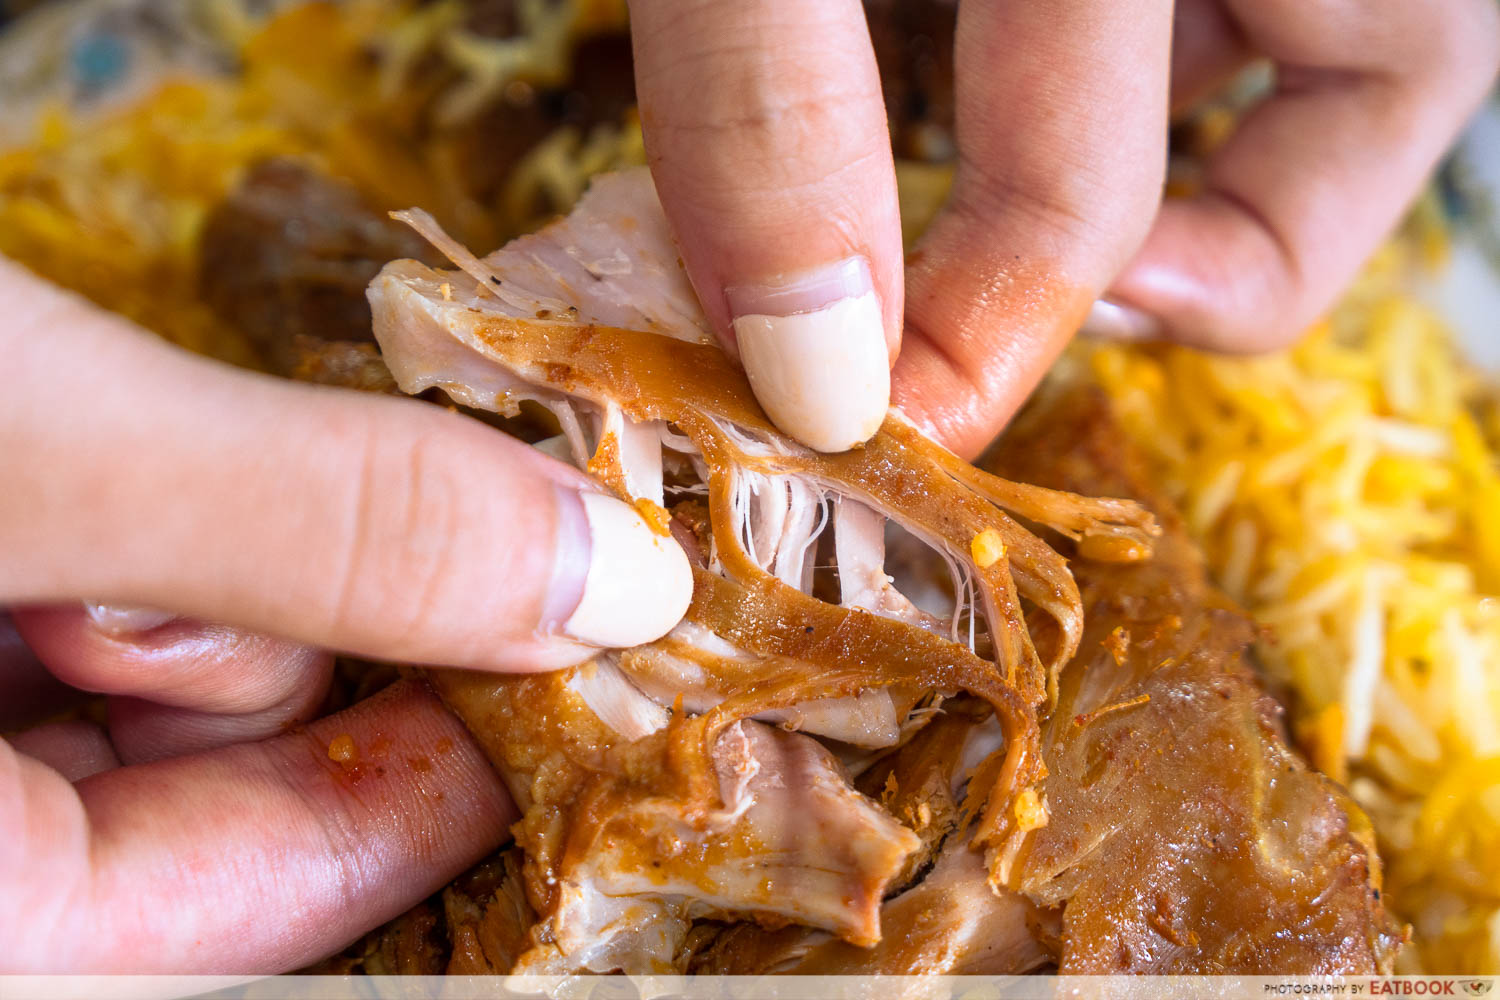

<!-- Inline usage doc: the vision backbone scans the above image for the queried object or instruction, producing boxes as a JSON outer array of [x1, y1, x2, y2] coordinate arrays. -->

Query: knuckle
[[324, 418, 468, 655], [637, 22, 888, 181], [652, 86, 888, 189], [949, 157, 1156, 282]]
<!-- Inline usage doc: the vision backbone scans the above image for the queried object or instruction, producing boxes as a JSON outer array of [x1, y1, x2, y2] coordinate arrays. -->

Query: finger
[[631, 0, 903, 452], [2, 678, 512, 973], [14, 606, 328, 717], [0, 258, 693, 671], [11, 606, 332, 763], [12, 616, 328, 766], [10, 720, 120, 782], [893, 0, 1174, 458], [1104, 0, 1500, 351]]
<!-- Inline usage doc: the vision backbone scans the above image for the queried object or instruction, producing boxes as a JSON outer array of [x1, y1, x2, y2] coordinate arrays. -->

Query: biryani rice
[[1087, 237, 1500, 972]]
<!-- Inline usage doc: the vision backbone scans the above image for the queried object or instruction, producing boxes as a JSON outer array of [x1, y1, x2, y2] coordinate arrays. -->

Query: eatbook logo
[[1462, 982, 1493, 997]]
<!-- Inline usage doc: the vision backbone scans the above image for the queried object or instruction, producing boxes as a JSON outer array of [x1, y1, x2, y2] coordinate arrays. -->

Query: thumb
[[630, 0, 903, 453], [0, 258, 692, 672]]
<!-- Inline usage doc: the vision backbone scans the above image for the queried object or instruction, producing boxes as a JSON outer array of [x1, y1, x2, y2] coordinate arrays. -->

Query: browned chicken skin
[[985, 384, 1404, 973], [584, 384, 1404, 977]]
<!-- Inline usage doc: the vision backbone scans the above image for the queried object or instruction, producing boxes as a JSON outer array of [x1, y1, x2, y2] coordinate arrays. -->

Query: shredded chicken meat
[[358, 167, 1399, 977]]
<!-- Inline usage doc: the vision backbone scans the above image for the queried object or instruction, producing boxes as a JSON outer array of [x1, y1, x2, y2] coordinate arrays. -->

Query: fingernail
[[1079, 298, 1162, 342], [544, 489, 693, 648], [83, 602, 176, 635], [727, 257, 890, 453]]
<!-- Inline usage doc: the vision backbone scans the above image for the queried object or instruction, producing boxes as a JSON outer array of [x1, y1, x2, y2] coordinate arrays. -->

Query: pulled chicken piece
[[366, 168, 1157, 975]]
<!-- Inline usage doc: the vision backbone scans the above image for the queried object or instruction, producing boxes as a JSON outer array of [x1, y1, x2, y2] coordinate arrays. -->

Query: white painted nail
[[548, 490, 693, 649], [83, 602, 176, 635], [1079, 298, 1162, 342], [728, 257, 891, 453]]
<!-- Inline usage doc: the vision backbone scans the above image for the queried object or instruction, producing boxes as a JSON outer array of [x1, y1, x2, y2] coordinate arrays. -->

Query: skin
[[3, 0, 1496, 972], [634, 0, 1499, 455]]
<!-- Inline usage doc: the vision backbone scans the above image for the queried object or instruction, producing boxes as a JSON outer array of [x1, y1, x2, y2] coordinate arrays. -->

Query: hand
[[1092, 0, 1500, 356], [2, 610, 511, 972], [628, 0, 1499, 458], [0, 257, 692, 671], [0, 256, 695, 971]]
